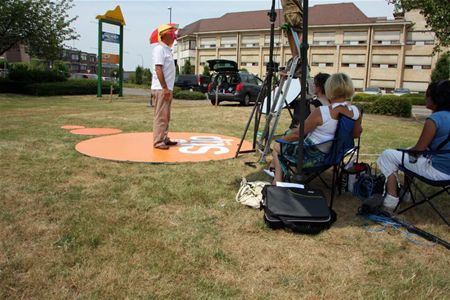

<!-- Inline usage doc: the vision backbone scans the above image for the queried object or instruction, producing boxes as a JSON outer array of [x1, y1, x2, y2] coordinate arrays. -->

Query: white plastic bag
[[235, 178, 271, 209]]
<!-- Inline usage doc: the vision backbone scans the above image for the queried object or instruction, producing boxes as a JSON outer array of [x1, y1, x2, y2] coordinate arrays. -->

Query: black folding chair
[[394, 148, 450, 227]]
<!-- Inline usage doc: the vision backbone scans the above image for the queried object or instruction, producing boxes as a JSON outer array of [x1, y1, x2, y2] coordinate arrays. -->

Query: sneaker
[[383, 194, 399, 210], [263, 168, 275, 178]]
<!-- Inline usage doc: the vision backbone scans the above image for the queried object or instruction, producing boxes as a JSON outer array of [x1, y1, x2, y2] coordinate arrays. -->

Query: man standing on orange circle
[[151, 24, 178, 150]]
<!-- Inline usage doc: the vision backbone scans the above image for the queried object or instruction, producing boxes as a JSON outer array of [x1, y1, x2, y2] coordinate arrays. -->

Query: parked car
[[71, 73, 98, 80], [363, 87, 382, 95], [206, 59, 263, 106], [392, 88, 411, 96], [174, 74, 210, 93]]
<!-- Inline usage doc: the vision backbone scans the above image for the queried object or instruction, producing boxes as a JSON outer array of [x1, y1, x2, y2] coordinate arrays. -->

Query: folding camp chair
[[278, 114, 360, 208], [394, 148, 450, 227]]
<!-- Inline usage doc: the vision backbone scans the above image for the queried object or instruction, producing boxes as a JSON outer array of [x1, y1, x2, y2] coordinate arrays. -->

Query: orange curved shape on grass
[[61, 125, 85, 130], [75, 132, 253, 163], [70, 128, 122, 135]]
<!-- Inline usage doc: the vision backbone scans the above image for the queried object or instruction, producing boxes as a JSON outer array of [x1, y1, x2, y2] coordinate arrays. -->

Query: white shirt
[[308, 102, 360, 152], [151, 42, 176, 90]]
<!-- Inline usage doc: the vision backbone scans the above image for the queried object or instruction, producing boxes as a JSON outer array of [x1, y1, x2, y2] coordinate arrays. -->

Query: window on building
[[371, 54, 398, 68], [80, 65, 87, 70], [312, 54, 334, 67], [80, 54, 87, 61], [89, 56, 96, 63], [264, 34, 281, 47], [312, 32, 335, 45], [403, 81, 428, 92], [71, 54, 79, 60], [220, 36, 237, 48], [343, 31, 367, 45], [241, 55, 259, 66], [404, 56, 432, 70], [406, 31, 434, 45], [199, 56, 215, 66], [373, 31, 400, 45], [352, 78, 364, 91], [220, 55, 236, 61], [263, 55, 280, 66], [241, 35, 260, 48], [341, 54, 366, 68], [199, 37, 216, 48], [189, 40, 196, 49], [370, 79, 396, 93]]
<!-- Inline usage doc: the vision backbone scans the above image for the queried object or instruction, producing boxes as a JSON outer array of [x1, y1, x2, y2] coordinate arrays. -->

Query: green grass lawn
[[0, 94, 449, 299]]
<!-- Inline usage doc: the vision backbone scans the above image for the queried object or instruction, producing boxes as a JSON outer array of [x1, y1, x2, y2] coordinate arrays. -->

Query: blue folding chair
[[278, 114, 360, 208]]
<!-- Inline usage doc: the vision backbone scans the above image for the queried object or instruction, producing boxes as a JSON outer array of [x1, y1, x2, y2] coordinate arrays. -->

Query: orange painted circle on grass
[[75, 132, 253, 163], [70, 128, 122, 135], [61, 125, 85, 130]]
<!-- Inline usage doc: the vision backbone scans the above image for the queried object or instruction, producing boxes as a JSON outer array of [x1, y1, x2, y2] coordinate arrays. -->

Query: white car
[[392, 88, 411, 96]]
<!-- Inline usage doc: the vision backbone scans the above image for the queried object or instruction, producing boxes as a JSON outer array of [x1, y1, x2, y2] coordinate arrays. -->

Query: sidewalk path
[[123, 87, 150, 96]]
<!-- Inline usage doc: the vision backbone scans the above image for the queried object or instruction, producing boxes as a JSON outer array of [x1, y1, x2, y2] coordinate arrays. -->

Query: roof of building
[[179, 3, 381, 36]]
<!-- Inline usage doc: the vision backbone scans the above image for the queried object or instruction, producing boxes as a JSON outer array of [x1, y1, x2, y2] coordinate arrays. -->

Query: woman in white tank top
[[269, 73, 362, 184]]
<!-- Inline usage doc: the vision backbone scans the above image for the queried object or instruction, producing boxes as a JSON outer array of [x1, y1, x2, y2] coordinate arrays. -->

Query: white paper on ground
[[276, 182, 305, 189]]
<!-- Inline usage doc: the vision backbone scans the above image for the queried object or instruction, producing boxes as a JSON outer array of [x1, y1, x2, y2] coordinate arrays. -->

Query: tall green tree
[[135, 66, 143, 85], [387, 0, 450, 52], [0, 0, 78, 61], [143, 68, 152, 85], [202, 65, 210, 77], [431, 52, 450, 81], [182, 60, 193, 74]]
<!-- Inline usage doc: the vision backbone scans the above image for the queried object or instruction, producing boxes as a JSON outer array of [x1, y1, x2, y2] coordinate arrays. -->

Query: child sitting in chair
[[377, 80, 450, 210], [268, 73, 362, 184]]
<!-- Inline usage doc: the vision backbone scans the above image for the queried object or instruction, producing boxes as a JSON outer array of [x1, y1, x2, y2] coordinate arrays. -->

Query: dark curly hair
[[313, 72, 330, 94], [426, 80, 450, 112]]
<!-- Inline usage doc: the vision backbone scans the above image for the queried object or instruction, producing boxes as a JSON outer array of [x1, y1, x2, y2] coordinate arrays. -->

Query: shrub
[[173, 90, 206, 100], [399, 94, 426, 106], [8, 62, 68, 83], [354, 96, 411, 117], [23, 80, 118, 96], [352, 93, 380, 102], [0, 79, 29, 93], [370, 96, 411, 117]]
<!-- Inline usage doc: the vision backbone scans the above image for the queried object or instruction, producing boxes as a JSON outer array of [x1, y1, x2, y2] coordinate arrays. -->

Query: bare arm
[[411, 119, 437, 151], [353, 117, 363, 138], [155, 65, 171, 100], [282, 108, 322, 142]]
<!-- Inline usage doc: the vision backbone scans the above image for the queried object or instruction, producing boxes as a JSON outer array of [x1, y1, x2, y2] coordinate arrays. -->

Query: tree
[[431, 52, 450, 82], [202, 65, 210, 77], [182, 60, 193, 74], [387, 0, 450, 52], [0, 0, 78, 61], [135, 66, 143, 85], [143, 68, 152, 85]]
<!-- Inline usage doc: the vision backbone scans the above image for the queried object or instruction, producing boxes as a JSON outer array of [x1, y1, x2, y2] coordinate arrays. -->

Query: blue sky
[[69, 0, 396, 71]]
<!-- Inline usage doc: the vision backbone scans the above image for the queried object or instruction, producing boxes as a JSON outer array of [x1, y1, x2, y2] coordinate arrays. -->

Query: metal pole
[[119, 24, 124, 97], [295, 0, 309, 180], [168, 7, 172, 23], [97, 20, 103, 97]]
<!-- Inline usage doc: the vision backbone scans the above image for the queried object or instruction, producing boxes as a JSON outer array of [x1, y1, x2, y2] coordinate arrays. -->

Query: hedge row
[[0, 79, 118, 96], [173, 90, 206, 100], [9, 62, 69, 83], [353, 92, 426, 105], [355, 96, 412, 118]]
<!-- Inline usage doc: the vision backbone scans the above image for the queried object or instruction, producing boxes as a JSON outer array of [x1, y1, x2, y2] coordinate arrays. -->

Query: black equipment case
[[262, 186, 336, 234]]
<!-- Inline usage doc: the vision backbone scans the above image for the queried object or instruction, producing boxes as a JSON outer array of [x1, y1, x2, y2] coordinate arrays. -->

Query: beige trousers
[[151, 89, 173, 147]]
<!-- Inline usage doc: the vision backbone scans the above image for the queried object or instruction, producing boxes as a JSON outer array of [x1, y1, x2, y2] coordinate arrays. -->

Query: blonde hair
[[324, 73, 354, 101]]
